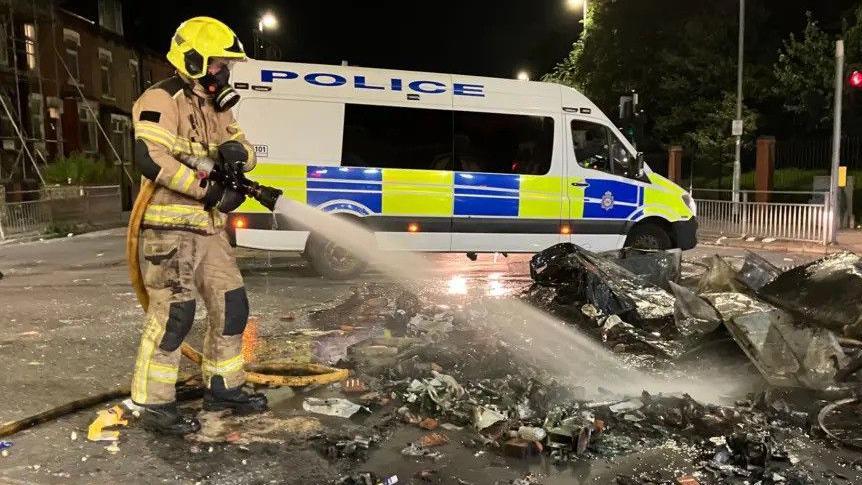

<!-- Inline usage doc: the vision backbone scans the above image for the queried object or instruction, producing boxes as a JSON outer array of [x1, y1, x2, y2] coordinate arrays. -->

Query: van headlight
[[681, 193, 697, 217]]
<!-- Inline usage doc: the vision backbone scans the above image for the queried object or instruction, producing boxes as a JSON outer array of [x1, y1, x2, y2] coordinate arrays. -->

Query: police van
[[228, 60, 697, 278]]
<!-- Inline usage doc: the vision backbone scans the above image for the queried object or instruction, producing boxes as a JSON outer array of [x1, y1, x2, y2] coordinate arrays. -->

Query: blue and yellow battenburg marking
[[238, 162, 688, 223], [581, 179, 643, 220]]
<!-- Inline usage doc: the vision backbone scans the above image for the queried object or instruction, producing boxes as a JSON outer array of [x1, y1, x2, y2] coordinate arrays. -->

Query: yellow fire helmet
[[167, 17, 246, 79]]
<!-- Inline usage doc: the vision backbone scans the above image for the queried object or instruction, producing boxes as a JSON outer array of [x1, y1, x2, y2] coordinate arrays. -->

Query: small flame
[[242, 316, 260, 363]]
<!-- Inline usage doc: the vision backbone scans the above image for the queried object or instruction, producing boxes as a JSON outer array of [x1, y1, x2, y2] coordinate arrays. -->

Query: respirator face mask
[[199, 59, 240, 112]]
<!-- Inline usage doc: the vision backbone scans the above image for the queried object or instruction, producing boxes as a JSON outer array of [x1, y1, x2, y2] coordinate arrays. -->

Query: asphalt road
[[0, 230, 840, 484]]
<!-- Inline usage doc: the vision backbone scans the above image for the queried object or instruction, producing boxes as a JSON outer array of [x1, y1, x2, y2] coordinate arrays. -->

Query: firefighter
[[130, 17, 266, 435]]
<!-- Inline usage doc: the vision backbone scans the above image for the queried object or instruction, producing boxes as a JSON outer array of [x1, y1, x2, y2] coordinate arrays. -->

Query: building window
[[23, 23, 36, 70], [110, 114, 131, 161], [65, 48, 79, 84], [78, 102, 98, 153], [29, 93, 45, 154], [129, 59, 140, 98], [341, 104, 453, 170], [0, 17, 8, 67], [99, 48, 113, 98], [98, 0, 124, 36], [0, 94, 14, 148], [63, 29, 80, 85], [142, 67, 153, 89], [453, 111, 554, 175]]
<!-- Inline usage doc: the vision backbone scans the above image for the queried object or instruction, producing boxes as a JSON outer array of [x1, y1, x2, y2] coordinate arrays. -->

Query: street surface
[[0, 229, 857, 484]]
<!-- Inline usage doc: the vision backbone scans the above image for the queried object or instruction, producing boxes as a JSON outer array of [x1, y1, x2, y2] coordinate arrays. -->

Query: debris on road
[[303, 398, 365, 418], [759, 251, 862, 335], [87, 405, 128, 442], [12, 240, 862, 483], [736, 251, 781, 290], [417, 432, 448, 448], [704, 292, 847, 389]]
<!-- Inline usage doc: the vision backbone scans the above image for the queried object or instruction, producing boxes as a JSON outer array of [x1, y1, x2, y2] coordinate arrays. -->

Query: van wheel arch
[[304, 213, 370, 280], [625, 217, 674, 250]]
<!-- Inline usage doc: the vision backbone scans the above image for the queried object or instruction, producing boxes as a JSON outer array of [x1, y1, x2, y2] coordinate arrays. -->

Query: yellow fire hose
[[127, 180, 348, 387]]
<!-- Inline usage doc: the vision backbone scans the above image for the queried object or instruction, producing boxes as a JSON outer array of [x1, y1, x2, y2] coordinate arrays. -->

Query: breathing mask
[[199, 62, 240, 112]]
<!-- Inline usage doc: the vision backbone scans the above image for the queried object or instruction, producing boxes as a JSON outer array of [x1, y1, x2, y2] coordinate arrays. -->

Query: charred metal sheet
[[704, 292, 847, 389], [758, 252, 862, 335]]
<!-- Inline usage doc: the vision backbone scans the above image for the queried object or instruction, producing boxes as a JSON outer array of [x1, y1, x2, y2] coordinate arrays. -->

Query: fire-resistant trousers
[[131, 228, 248, 405]]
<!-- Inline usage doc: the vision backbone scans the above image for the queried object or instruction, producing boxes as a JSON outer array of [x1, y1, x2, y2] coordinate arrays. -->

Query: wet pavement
[[1, 229, 859, 484]]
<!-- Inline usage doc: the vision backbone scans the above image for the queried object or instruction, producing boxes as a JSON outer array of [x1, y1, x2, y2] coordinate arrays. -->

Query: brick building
[[0, 0, 173, 206]]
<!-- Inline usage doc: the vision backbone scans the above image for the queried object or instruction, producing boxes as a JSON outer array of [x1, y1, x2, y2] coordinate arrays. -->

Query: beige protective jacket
[[132, 75, 256, 234]]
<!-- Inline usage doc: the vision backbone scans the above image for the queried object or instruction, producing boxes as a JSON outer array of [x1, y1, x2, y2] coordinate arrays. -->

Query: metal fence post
[[830, 40, 844, 243], [741, 192, 748, 235]]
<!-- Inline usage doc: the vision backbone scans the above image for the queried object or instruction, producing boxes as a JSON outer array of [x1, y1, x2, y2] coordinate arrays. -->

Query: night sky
[[63, 0, 585, 79], [60, 1, 861, 80]]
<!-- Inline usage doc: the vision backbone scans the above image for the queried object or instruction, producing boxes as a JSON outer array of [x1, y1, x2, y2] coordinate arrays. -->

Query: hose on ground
[[127, 180, 348, 387]]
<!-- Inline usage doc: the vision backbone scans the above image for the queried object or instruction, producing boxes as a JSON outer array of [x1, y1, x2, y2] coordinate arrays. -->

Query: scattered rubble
[[39, 245, 860, 482], [303, 398, 365, 418], [759, 251, 862, 335], [737, 251, 782, 291]]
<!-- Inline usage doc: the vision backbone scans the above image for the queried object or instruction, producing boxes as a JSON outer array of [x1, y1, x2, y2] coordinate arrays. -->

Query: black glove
[[203, 180, 246, 213], [218, 141, 249, 165]]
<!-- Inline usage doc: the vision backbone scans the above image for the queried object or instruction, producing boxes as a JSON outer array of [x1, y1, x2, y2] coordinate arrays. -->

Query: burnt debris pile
[[317, 245, 862, 484]]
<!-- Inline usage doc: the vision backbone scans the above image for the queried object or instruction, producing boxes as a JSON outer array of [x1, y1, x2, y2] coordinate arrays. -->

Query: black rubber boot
[[203, 376, 268, 415], [137, 402, 201, 435]]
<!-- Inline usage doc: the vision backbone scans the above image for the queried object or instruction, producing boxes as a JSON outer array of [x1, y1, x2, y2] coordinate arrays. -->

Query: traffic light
[[618, 90, 643, 148], [848, 65, 862, 117]]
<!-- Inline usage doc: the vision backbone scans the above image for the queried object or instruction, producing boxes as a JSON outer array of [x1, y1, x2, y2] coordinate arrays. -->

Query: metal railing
[[0, 185, 122, 240], [693, 189, 832, 244], [0, 199, 52, 237]]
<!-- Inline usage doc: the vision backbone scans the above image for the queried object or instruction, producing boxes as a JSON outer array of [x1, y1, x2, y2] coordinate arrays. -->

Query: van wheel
[[625, 222, 672, 250], [306, 234, 368, 280]]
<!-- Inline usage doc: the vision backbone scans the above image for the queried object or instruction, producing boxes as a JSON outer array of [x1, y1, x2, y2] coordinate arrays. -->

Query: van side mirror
[[633, 152, 645, 177]]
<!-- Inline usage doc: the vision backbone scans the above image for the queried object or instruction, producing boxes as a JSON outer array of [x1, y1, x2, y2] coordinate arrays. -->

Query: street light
[[517, 71, 530, 81], [566, 0, 586, 12], [258, 12, 278, 32], [254, 12, 278, 60]]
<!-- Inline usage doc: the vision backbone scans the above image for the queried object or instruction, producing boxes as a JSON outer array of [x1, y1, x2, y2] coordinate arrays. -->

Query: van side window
[[571, 119, 636, 177], [454, 112, 553, 175], [571, 120, 611, 173], [342, 104, 453, 170]]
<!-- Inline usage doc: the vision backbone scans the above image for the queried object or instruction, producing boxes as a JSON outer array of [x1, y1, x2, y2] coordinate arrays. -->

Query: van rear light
[[232, 216, 248, 229], [560, 224, 571, 235], [407, 222, 420, 233]]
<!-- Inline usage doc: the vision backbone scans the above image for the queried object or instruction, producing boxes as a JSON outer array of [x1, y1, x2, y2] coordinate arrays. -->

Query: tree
[[772, 13, 835, 132], [544, 0, 760, 180]]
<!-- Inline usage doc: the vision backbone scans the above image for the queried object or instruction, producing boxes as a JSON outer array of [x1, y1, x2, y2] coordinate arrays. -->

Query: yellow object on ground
[[87, 405, 128, 442]]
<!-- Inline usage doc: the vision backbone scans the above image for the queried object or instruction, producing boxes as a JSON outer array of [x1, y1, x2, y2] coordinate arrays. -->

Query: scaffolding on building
[[0, 0, 56, 187], [0, 0, 133, 191]]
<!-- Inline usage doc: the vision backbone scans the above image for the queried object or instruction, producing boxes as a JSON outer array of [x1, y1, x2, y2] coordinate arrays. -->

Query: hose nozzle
[[247, 183, 282, 212]]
